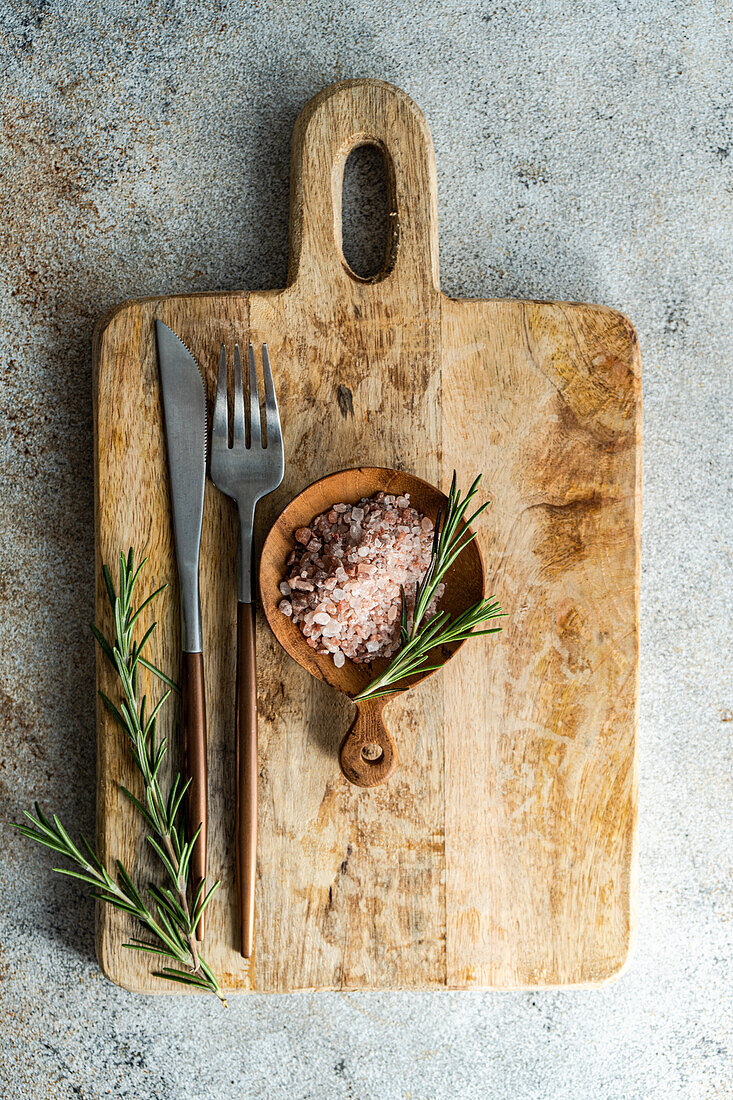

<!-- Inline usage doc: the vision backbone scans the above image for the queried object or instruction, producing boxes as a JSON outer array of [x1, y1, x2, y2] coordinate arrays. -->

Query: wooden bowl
[[259, 468, 485, 787]]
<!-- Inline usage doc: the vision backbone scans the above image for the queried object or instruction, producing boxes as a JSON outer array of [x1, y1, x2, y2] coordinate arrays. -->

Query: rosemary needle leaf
[[90, 623, 116, 665], [130, 622, 157, 666], [120, 787, 157, 830], [102, 564, 116, 611], [123, 942, 179, 959], [190, 878, 207, 916], [33, 802, 54, 830], [155, 968, 213, 989], [114, 600, 125, 653], [128, 555, 149, 595], [196, 955, 221, 988], [156, 908, 188, 952], [116, 861, 145, 908], [146, 836, 180, 885], [144, 692, 170, 737], [137, 658, 181, 695], [53, 867, 107, 888], [12, 825, 68, 855], [80, 835, 109, 879], [167, 775, 190, 826], [148, 885, 188, 929], [191, 881, 221, 929], [127, 585, 167, 631], [52, 816, 84, 863], [89, 893, 142, 917], [99, 691, 128, 733]]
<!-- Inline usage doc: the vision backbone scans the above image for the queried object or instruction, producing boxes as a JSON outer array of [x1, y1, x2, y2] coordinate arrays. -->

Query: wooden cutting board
[[93, 79, 641, 994]]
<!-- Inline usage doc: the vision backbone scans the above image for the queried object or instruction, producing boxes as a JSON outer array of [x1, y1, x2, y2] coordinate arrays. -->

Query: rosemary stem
[[17, 552, 225, 1001], [161, 830, 201, 972]]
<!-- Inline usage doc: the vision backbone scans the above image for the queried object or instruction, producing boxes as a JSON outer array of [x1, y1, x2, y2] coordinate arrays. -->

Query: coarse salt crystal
[[280, 490, 444, 667]]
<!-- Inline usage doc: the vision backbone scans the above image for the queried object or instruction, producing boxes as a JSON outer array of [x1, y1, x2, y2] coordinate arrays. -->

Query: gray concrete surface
[[1, 0, 732, 1096]]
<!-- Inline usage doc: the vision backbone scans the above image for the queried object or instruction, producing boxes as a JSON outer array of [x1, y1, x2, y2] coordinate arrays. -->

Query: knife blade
[[155, 319, 208, 939]]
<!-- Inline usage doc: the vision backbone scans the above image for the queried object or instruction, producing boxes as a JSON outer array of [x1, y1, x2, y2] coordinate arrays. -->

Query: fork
[[211, 341, 284, 958]]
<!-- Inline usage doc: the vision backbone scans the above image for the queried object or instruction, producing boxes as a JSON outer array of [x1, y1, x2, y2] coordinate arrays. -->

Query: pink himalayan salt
[[279, 490, 444, 666]]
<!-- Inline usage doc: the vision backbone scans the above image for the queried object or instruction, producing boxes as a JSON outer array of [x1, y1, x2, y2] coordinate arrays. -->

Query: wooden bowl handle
[[339, 698, 398, 788]]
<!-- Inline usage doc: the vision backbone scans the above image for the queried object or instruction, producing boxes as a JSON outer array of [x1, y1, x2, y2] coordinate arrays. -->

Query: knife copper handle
[[182, 650, 207, 940], [236, 601, 257, 959]]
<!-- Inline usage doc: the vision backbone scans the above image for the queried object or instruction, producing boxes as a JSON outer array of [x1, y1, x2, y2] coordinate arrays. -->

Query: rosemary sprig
[[354, 473, 504, 702], [14, 550, 225, 1004]]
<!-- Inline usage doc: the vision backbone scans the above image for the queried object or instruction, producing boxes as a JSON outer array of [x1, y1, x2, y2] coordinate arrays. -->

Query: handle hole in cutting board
[[339, 142, 396, 283]]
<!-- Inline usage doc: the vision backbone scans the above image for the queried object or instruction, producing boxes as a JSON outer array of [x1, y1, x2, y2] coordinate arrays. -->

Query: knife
[[155, 320, 208, 940]]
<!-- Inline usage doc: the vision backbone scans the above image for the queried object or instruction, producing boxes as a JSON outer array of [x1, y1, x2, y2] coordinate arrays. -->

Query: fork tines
[[212, 342, 280, 452]]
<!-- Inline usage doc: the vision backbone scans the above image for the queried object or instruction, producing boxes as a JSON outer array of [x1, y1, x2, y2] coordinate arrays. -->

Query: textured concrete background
[[1, 0, 732, 1097]]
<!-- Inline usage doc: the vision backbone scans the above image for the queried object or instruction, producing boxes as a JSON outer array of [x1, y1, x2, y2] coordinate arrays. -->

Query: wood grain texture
[[93, 79, 641, 994], [338, 698, 398, 789]]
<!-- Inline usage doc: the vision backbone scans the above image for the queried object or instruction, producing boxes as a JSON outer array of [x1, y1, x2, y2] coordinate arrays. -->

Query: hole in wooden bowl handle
[[339, 698, 398, 788]]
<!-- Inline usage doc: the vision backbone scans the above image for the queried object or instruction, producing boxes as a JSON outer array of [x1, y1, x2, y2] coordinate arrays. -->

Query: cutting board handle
[[287, 79, 440, 298]]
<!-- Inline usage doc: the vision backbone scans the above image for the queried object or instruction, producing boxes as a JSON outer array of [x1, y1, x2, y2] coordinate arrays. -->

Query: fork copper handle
[[182, 650, 207, 940], [236, 601, 258, 958]]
